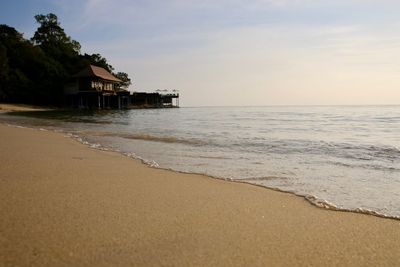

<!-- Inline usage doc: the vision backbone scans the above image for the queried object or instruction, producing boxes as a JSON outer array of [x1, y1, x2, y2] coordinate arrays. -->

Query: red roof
[[74, 65, 122, 82]]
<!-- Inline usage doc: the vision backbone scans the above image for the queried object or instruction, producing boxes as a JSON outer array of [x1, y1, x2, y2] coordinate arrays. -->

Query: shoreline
[[4, 120, 399, 221], [0, 103, 54, 113], [1, 123, 400, 266]]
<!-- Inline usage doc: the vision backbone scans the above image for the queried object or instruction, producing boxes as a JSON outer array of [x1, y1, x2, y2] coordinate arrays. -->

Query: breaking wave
[[90, 132, 207, 146]]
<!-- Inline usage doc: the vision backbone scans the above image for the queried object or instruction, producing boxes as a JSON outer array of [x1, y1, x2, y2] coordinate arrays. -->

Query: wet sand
[[0, 103, 52, 113], [0, 124, 399, 266]]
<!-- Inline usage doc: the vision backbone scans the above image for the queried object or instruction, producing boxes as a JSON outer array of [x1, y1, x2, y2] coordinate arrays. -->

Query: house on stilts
[[65, 65, 130, 109], [65, 64, 180, 109]]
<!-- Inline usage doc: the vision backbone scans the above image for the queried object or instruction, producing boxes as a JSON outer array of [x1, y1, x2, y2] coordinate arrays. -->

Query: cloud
[[91, 20, 400, 105], [47, 0, 400, 105]]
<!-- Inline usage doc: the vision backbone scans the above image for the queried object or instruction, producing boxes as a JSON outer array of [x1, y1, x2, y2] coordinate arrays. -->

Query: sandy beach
[[0, 123, 399, 266]]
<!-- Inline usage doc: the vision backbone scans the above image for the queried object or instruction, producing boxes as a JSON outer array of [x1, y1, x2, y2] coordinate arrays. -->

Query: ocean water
[[1, 106, 400, 218]]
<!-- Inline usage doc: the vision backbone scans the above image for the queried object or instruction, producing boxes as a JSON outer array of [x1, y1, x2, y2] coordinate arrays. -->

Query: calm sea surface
[[1, 106, 400, 218]]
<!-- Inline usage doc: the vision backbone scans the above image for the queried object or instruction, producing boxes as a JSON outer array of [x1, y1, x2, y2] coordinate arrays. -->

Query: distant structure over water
[[64, 65, 179, 109]]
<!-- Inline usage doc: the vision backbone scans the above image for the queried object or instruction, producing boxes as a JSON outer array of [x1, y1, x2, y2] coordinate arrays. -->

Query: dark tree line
[[0, 13, 131, 106]]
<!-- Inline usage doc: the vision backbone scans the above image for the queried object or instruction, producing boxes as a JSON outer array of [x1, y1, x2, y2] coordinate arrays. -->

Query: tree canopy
[[0, 13, 131, 106], [31, 13, 81, 54], [115, 72, 132, 89], [81, 53, 114, 73]]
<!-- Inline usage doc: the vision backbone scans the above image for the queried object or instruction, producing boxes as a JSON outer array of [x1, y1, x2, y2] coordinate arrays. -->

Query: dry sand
[[0, 124, 399, 266]]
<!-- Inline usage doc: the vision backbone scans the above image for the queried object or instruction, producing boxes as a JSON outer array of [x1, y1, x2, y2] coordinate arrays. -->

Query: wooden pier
[[130, 92, 179, 108]]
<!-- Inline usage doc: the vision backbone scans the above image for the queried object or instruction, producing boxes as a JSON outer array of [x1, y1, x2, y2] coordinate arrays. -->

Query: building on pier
[[130, 92, 179, 108], [65, 65, 129, 109], [65, 65, 179, 109]]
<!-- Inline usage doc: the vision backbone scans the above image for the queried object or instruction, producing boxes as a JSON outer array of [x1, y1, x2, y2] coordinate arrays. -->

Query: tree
[[81, 53, 114, 73], [0, 23, 69, 105], [31, 13, 81, 76], [0, 44, 9, 100], [31, 13, 80, 53], [0, 14, 132, 106], [115, 72, 132, 89], [0, 25, 34, 102]]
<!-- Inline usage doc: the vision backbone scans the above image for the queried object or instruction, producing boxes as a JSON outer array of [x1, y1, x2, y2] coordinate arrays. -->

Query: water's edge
[[3, 122, 399, 221]]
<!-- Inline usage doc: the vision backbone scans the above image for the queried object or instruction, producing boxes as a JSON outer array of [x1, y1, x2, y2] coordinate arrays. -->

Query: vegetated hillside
[[0, 13, 131, 106]]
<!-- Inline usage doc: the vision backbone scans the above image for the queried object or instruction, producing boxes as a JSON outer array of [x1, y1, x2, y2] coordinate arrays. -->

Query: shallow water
[[1, 106, 400, 218]]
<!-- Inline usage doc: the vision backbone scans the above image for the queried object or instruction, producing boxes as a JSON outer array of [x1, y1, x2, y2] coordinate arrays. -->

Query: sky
[[1, 0, 400, 106]]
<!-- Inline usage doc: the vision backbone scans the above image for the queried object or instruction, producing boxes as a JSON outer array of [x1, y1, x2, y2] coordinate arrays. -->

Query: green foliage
[[81, 53, 114, 73], [0, 44, 9, 100], [0, 13, 132, 106], [115, 72, 132, 89], [0, 23, 66, 104], [32, 13, 81, 77], [31, 13, 81, 54]]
